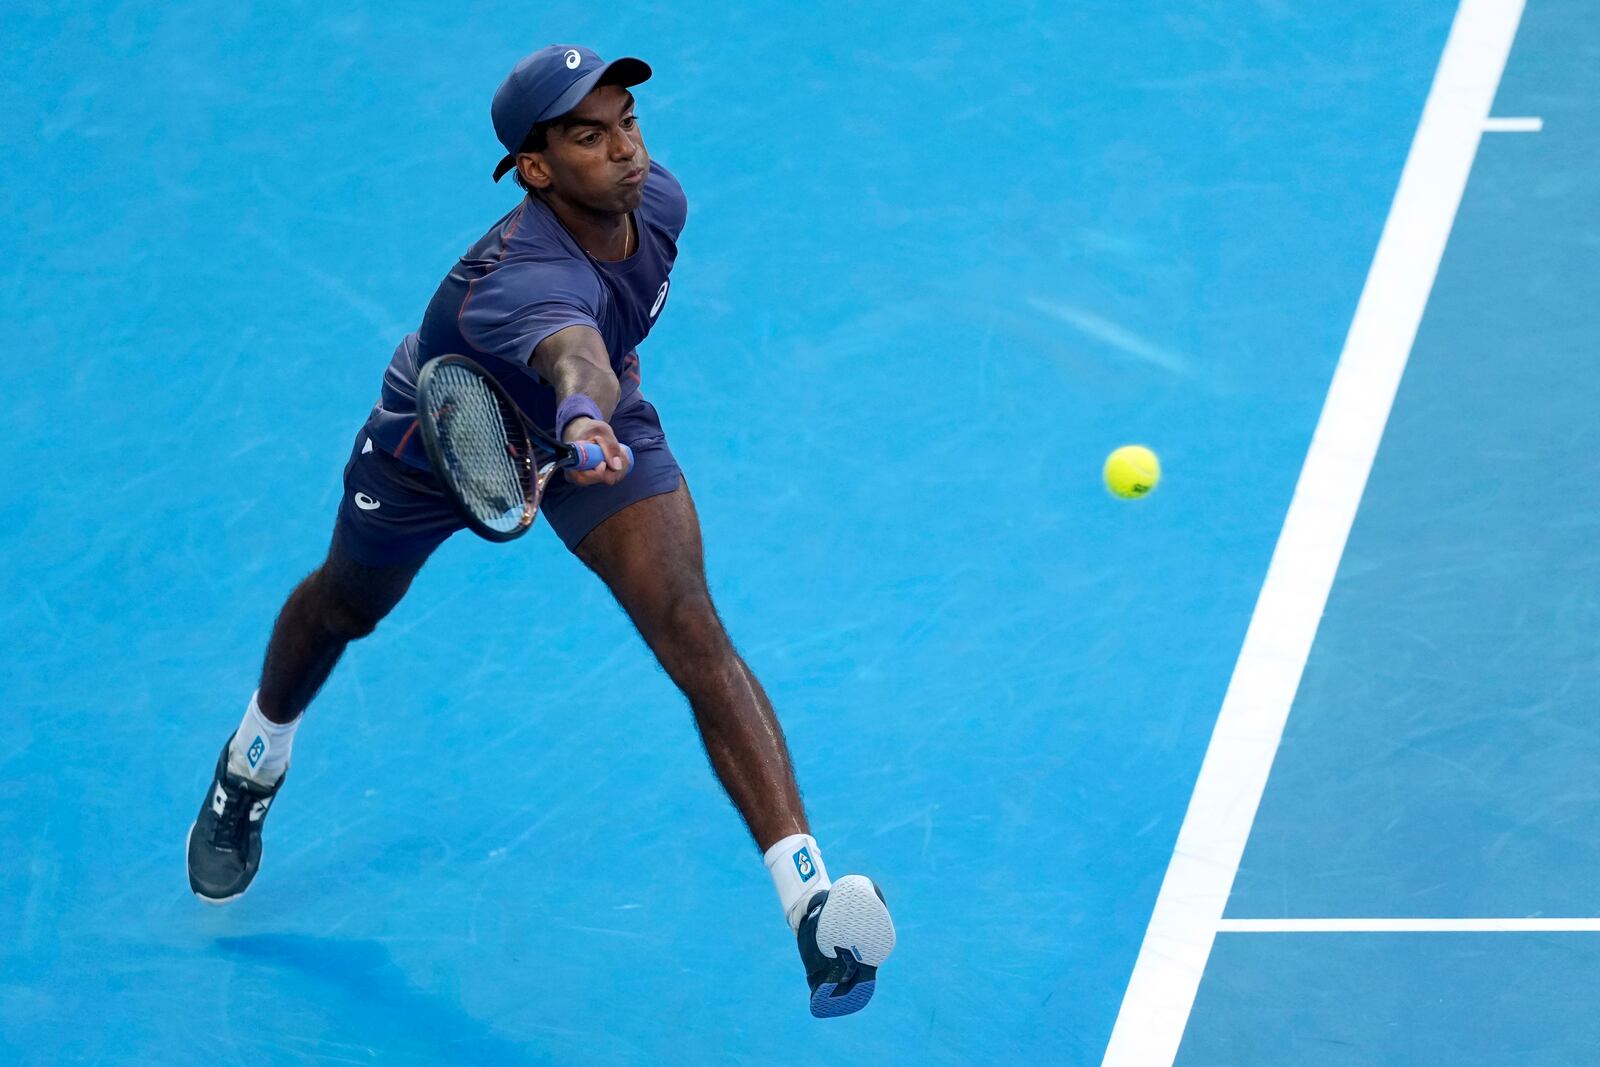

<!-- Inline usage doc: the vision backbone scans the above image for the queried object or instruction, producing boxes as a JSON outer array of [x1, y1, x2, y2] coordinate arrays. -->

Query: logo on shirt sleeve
[[649, 280, 669, 319]]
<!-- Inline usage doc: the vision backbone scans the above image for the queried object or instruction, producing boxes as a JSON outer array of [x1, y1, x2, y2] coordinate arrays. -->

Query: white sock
[[226, 691, 299, 785], [764, 833, 833, 932]]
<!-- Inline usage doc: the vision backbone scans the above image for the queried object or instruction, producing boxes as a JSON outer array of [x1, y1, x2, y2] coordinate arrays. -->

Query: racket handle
[[570, 442, 635, 473]]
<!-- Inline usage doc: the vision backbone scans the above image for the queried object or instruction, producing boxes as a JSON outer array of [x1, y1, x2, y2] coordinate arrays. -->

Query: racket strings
[[422, 364, 530, 533]]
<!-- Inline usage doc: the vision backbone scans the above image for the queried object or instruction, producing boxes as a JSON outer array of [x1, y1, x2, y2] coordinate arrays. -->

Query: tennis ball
[[1103, 445, 1160, 499]]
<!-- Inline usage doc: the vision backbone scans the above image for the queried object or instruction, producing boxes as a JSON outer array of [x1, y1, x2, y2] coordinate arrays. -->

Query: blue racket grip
[[570, 442, 635, 474]]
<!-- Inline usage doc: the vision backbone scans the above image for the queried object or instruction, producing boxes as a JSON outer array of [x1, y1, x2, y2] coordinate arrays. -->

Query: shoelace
[[208, 784, 253, 852]]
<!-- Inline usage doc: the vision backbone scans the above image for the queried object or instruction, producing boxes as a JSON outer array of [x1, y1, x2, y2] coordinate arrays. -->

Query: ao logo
[[649, 280, 669, 319], [564, 49, 581, 69], [793, 846, 816, 882]]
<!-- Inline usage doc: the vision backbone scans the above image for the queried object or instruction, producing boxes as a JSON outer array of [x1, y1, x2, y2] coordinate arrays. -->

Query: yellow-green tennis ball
[[1104, 445, 1160, 499]]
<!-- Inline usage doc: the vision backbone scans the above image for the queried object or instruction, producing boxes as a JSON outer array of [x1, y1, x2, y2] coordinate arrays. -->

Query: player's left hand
[[563, 416, 632, 486]]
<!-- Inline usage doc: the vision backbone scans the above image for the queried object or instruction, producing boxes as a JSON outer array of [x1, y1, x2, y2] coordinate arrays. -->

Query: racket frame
[[415, 353, 578, 543]]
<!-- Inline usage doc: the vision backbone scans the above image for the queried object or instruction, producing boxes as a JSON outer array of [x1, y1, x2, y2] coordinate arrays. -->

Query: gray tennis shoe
[[796, 875, 897, 1017], [186, 736, 284, 904]]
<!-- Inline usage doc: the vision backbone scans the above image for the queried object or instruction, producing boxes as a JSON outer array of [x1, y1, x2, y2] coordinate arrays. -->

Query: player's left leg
[[576, 480, 803, 844], [574, 481, 896, 1016]]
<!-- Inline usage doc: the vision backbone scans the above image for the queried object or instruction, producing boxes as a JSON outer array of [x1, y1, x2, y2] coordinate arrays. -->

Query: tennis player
[[185, 44, 895, 1017]]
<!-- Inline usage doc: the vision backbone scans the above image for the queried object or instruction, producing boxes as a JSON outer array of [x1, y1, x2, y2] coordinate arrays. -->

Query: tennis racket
[[415, 353, 634, 542]]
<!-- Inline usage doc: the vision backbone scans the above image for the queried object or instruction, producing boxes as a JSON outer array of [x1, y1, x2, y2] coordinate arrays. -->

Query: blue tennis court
[[1169, 0, 1600, 1061], [1, 1, 1591, 1064]]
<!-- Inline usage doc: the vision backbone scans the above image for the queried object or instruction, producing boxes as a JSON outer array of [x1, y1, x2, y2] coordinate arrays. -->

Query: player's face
[[530, 85, 649, 215]]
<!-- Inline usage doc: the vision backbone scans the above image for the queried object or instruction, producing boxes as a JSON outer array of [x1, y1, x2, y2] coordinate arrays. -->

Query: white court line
[[1484, 115, 1543, 131], [1101, 3, 1527, 1065], [1218, 918, 1600, 934]]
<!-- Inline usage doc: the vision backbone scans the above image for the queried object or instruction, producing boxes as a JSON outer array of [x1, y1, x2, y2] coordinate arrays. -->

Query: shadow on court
[[216, 934, 550, 1066]]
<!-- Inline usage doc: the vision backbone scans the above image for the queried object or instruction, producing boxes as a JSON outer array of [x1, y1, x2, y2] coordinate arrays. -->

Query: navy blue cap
[[491, 45, 651, 182]]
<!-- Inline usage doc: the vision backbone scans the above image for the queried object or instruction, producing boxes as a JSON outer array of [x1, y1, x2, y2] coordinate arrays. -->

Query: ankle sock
[[226, 691, 298, 786], [764, 833, 832, 932]]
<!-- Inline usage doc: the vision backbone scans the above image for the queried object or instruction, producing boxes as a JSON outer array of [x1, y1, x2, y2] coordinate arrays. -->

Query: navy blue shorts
[[334, 396, 683, 567]]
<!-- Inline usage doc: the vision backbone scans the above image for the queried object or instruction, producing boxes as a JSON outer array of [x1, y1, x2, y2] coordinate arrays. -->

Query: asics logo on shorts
[[354, 492, 381, 511]]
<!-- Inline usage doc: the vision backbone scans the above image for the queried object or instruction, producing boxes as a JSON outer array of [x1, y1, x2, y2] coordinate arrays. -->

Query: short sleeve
[[645, 162, 689, 241], [457, 258, 603, 366]]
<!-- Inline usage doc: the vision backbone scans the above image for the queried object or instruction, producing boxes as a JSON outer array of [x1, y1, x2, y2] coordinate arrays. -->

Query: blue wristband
[[556, 393, 604, 441]]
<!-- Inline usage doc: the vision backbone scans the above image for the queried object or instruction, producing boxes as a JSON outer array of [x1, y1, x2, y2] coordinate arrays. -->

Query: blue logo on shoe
[[247, 735, 265, 768], [793, 846, 816, 882]]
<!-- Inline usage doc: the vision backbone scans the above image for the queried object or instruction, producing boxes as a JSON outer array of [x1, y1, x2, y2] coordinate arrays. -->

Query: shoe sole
[[810, 875, 897, 1018], [185, 824, 248, 907]]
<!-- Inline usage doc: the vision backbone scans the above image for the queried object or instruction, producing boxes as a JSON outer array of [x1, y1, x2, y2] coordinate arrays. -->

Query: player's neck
[[538, 191, 632, 262]]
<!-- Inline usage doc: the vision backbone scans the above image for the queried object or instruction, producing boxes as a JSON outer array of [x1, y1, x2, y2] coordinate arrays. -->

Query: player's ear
[[517, 153, 553, 190]]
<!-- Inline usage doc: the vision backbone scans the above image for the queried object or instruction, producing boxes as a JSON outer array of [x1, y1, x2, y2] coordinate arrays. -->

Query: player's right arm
[[456, 257, 630, 488], [531, 324, 631, 486]]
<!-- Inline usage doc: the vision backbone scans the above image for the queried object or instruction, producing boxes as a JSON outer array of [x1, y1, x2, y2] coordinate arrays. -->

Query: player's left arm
[[530, 324, 630, 486]]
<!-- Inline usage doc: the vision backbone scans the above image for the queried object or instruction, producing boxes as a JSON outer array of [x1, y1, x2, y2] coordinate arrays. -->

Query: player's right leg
[[186, 429, 463, 904]]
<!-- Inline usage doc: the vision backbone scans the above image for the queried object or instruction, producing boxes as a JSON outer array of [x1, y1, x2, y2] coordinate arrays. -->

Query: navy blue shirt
[[366, 160, 687, 468]]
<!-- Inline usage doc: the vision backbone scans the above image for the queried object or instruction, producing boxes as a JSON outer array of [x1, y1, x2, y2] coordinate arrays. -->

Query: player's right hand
[[563, 416, 632, 487]]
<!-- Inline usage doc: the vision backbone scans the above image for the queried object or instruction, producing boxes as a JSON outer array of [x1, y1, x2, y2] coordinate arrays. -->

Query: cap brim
[[598, 56, 652, 90], [492, 56, 653, 182], [536, 56, 652, 125]]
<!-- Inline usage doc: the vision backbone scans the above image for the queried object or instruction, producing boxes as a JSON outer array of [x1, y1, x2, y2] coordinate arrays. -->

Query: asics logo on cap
[[564, 49, 581, 69]]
